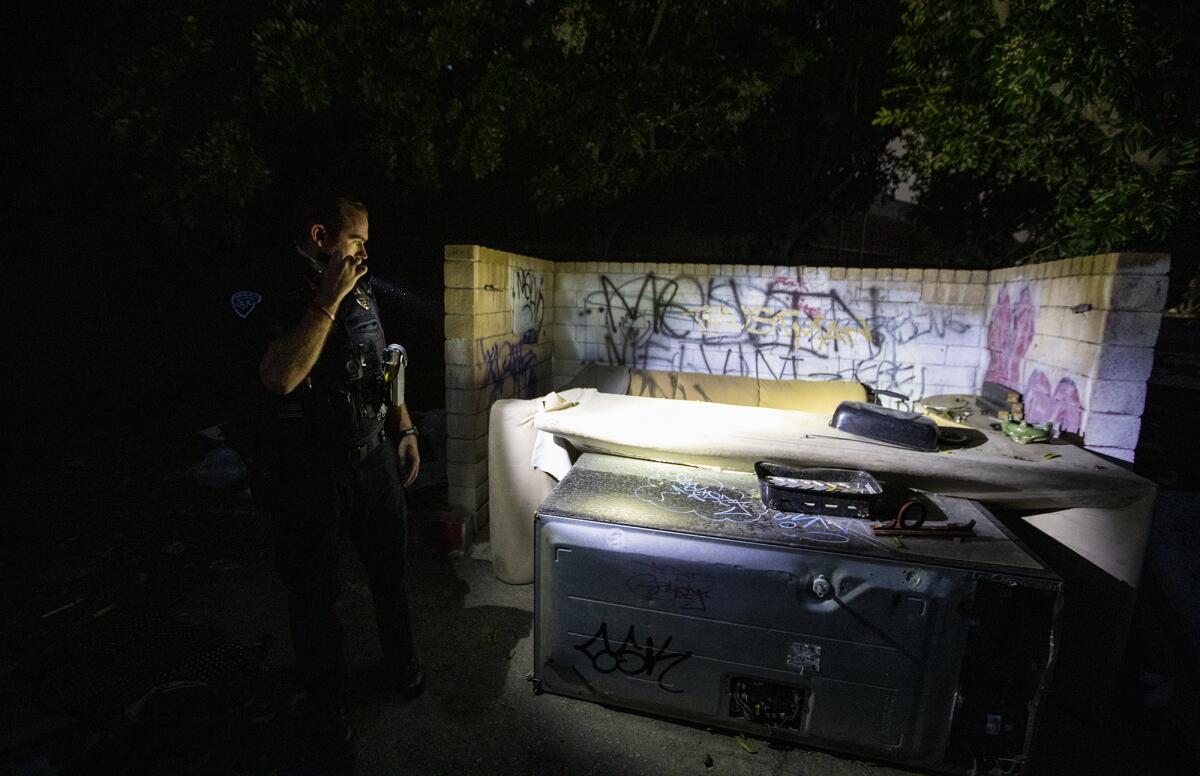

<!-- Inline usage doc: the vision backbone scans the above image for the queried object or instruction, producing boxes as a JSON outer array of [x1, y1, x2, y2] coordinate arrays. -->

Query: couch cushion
[[672, 372, 760, 406], [628, 368, 677, 399], [758, 378, 867, 415]]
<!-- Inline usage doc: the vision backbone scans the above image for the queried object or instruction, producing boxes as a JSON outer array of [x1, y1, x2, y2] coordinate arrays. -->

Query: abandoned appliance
[[533, 454, 1061, 775]]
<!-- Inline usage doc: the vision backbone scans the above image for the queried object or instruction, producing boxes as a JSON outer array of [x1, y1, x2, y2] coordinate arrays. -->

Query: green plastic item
[[1001, 418, 1053, 444]]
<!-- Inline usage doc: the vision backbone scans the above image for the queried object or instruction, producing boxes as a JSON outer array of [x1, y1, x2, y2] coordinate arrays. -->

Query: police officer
[[227, 192, 423, 758]]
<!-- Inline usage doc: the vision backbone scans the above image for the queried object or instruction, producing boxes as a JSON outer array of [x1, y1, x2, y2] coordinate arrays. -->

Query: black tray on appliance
[[755, 461, 883, 518]]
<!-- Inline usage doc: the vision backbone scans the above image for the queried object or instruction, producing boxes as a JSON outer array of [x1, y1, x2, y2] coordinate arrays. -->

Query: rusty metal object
[[871, 498, 977, 538]]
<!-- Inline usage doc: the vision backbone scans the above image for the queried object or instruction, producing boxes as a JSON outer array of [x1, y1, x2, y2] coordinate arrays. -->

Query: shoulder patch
[[230, 291, 263, 319]]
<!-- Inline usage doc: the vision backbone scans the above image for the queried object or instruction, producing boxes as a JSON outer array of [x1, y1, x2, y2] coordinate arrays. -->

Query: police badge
[[230, 291, 262, 319]]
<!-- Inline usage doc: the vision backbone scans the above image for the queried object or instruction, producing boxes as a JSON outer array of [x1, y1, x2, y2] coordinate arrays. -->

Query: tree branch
[[640, 0, 670, 62]]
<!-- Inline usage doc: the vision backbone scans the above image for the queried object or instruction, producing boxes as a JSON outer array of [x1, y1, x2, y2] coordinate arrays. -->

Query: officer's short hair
[[292, 189, 368, 241]]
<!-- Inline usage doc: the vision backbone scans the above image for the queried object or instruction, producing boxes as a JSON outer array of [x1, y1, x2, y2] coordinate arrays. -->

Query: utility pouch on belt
[[382, 344, 408, 407]]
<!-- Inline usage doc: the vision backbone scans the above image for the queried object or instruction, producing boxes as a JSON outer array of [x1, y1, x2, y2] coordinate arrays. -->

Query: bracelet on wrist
[[397, 426, 419, 439], [309, 302, 335, 322]]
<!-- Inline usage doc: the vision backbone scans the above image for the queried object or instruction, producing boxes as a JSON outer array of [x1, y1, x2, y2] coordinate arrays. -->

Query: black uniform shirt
[[227, 249, 388, 456]]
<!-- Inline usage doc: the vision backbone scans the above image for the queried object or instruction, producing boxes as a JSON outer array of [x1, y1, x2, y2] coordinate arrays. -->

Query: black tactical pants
[[261, 440, 414, 710]]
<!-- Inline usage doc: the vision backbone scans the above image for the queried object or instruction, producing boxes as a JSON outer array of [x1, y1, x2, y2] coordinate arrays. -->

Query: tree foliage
[[96, 0, 899, 256], [875, 0, 1200, 261]]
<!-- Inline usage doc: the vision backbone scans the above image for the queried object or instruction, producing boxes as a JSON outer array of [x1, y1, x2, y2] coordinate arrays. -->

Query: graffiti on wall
[[1025, 370, 1084, 434], [984, 286, 1035, 388], [511, 268, 544, 344], [578, 271, 976, 397], [481, 338, 538, 401], [984, 284, 1084, 434]]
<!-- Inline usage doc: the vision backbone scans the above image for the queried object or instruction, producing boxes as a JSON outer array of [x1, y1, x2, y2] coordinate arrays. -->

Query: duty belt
[[333, 429, 386, 465]]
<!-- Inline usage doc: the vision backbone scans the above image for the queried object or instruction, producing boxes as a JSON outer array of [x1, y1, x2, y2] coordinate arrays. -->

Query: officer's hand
[[398, 435, 420, 488], [314, 253, 367, 309]]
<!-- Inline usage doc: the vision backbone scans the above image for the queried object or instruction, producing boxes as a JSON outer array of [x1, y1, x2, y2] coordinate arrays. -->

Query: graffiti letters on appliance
[[573, 622, 692, 693]]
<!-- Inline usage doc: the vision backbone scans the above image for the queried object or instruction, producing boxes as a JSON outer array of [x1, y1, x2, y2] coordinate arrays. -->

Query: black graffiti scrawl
[[626, 562, 715, 611], [511, 268, 544, 344], [574, 622, 693, 693], [581, 271, 976, 397]]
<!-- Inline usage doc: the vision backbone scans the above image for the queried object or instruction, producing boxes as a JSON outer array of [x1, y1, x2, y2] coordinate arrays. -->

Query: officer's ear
[[309, 224, 326, 249]]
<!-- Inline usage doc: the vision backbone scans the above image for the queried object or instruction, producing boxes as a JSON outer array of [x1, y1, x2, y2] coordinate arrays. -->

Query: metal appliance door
[[535, 515, 973, 767]]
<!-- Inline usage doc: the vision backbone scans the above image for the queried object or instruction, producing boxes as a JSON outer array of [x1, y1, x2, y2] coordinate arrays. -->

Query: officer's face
[[319, 207, 369, 263]]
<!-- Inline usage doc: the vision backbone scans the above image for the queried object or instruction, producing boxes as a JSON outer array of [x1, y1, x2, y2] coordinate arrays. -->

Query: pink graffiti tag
[[770, 275, 824, 319], [985, 286, 1036, 389], [1024, 369, 1083, 435]]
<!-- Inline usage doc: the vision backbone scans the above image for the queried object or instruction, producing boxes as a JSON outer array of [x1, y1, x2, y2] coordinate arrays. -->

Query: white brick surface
[[1102, 311, 1163, 347], [914, 344, 948, 364], [1055, 308, 1109, 344], [446, 435, 488, 464], [447, 459, 489, 488], [1088, 380, 1148, 416], [1034, 306, 1063, 336], [946, 346, 982, 367], [448, 482, 489, 511], [445, 388, 490, 416], [1096, 344, 1155, 382], [880, 284, 922, 303], [1026, 336, 1102, 376], [444, 364, 478, 391], [444, 311, 511, 340], [1027, 336, 1074, 368], [931, 365, 976, 388], [444, 338, 473, 366], [446, 409, 489, 441], [551, 273, 574, 292], [552, 286, 574, 309], [1083, 413, 1143, 449], [950, 284, 983, 306]]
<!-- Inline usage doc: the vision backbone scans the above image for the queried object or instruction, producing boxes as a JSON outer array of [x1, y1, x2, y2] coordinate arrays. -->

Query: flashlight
[[382, 344, 408, 406]]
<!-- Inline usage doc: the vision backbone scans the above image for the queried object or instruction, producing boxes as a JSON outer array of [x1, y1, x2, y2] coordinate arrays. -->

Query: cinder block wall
[[549, 263, 990, 400], [443, 245, 555, 540], [984, 253, 1169, 461]]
